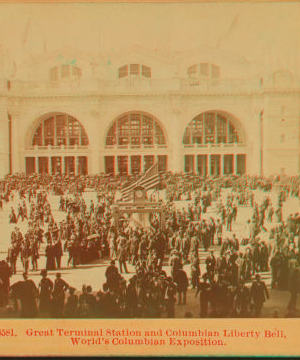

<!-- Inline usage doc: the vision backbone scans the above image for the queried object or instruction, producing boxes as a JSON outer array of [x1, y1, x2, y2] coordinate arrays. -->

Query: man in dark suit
[[250, 274, 269, 317], [54, 238, 63, 269]]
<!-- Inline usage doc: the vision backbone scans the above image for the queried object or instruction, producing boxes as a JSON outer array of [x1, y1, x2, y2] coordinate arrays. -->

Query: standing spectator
[[45, 240, 56, 271], [38, 269, 53, 316], [117, 237, 128, 274], [19, 273, 39, 318], [174, 265, 189, 305], [190, 257, 201, 289], [205, 250, 216, 283], [54, 239, 63, 269], [51, 273, 69, 318], [65, 287, 78, 318], [249, 274, 269, 317], [0, 260, 12, 307], [196, 274, 211, 318]]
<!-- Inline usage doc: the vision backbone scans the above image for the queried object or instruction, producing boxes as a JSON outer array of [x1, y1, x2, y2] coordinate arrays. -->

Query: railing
[[183, 142, 246, 148], [26, 145, 89, 151], [105, 144, 167, 150]]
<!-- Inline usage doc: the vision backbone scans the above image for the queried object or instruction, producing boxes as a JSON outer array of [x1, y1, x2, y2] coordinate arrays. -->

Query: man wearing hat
[[196, 273, 211, 318], [249, 274, 269, 317], [117, 237, 128, 274], [105, 260, 120, 293], [53, 238, 63, 269], [51, 273, 69, 317], [169, 250, 181, 280], [19, 272, 39, 318]]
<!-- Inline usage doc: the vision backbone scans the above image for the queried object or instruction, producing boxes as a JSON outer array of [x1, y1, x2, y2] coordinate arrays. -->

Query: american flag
[[121, 162, 160, 202]]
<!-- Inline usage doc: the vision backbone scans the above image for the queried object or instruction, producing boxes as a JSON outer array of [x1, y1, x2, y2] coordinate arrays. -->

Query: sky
[[0, 1, 299, 75]]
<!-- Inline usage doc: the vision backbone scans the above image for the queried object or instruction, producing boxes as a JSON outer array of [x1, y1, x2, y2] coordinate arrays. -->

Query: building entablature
[[1, 77, 300, 101]]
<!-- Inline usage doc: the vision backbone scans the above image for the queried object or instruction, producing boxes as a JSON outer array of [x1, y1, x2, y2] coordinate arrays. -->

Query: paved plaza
[[0, 186, 299, 318]]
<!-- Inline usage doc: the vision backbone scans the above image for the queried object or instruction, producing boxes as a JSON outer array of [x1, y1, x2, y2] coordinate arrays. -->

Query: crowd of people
[[0, 171, 298, 318]]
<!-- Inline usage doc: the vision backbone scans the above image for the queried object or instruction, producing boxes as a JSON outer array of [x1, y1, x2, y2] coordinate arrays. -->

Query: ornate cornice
[[0, 89, 299, 101]]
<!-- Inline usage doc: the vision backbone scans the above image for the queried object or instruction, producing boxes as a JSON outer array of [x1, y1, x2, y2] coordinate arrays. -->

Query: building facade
[[0, 45, 299, 178]]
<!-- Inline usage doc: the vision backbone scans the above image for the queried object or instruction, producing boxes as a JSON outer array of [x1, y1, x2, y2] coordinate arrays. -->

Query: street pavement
[[0, 187, 298, 318]]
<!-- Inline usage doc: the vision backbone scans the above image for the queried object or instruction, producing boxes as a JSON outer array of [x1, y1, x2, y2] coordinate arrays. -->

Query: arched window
[[118, 64, 151, 79], [32, 114, 88, 147], [49, 65, 82, 82], [183, 112, 240, 146], [106, 113, 166, 148]]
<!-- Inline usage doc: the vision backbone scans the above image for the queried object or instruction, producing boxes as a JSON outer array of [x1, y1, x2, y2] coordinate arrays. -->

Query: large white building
[[0, 44, 299, 178]]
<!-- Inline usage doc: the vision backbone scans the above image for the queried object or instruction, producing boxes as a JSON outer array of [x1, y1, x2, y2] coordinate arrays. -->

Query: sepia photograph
[[0, 0, 299, 356]]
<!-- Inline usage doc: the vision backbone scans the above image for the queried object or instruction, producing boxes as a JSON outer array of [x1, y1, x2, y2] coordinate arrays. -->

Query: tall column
[[232, 154, 236, 175], [192, 155, 195, 173], [50, 157, 53, 174], [155, 155, 159, 170], [89, 145, 100, 174], [63, 157, 66, 174], [220, 154, 224, 175], [141, 155, 145, 173], [113, 156, 116, 176], [75, 156, 78, 175], [168, 107, 183, 173], [10, 110, 21, 173], [130, 156, 133, 175], [116, 156, 120, 175], [208, 154, 212, 175], [35, 157, 38, 174]]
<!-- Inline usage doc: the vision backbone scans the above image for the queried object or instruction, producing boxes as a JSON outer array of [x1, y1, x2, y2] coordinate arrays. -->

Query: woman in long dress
[[45, 241, 56, 270], [39, 269, 53, 316]]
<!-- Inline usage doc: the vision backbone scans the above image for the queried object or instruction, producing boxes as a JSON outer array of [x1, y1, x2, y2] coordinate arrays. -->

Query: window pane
[[141, 65, 151, 78], [183, 129, 191, 145], [217, 115, 227, 143], [50, 67, 59, 81], [144, 155, 154, 172], [204, 113, 215, 143], [158, 155, 167, 172], [118, 65, 128, 78], [200, 63, 209, 76], [61, 65, 70, 78], [192, 116, 203, 144], [105, 156, 114, 175], [72, 66, 82, 77], [228, 123, 238, 143], [68, 117, 80, 137], [56, 115, 67, 138], [32, 124, 43, 146], [106, 124, 116, 146], [188, 64, 198, 78], [26, 157, 35, 174], [197, 155, 207, 175], [44, 117, 54, 136], [237, 154, 246, 175], [224, 154, 233, 174], [38, 157, 48, 174], [184, 155, 194, 173], [211, 65, 220, 78], [106, 114, 165, 148], [130, 114, 141, 135], [210, 155, 220, 175], [131, 155, 141, 174], [130, 64, 139, 75], [118, 156, 128, 175], [81, 129, 89, 145]]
